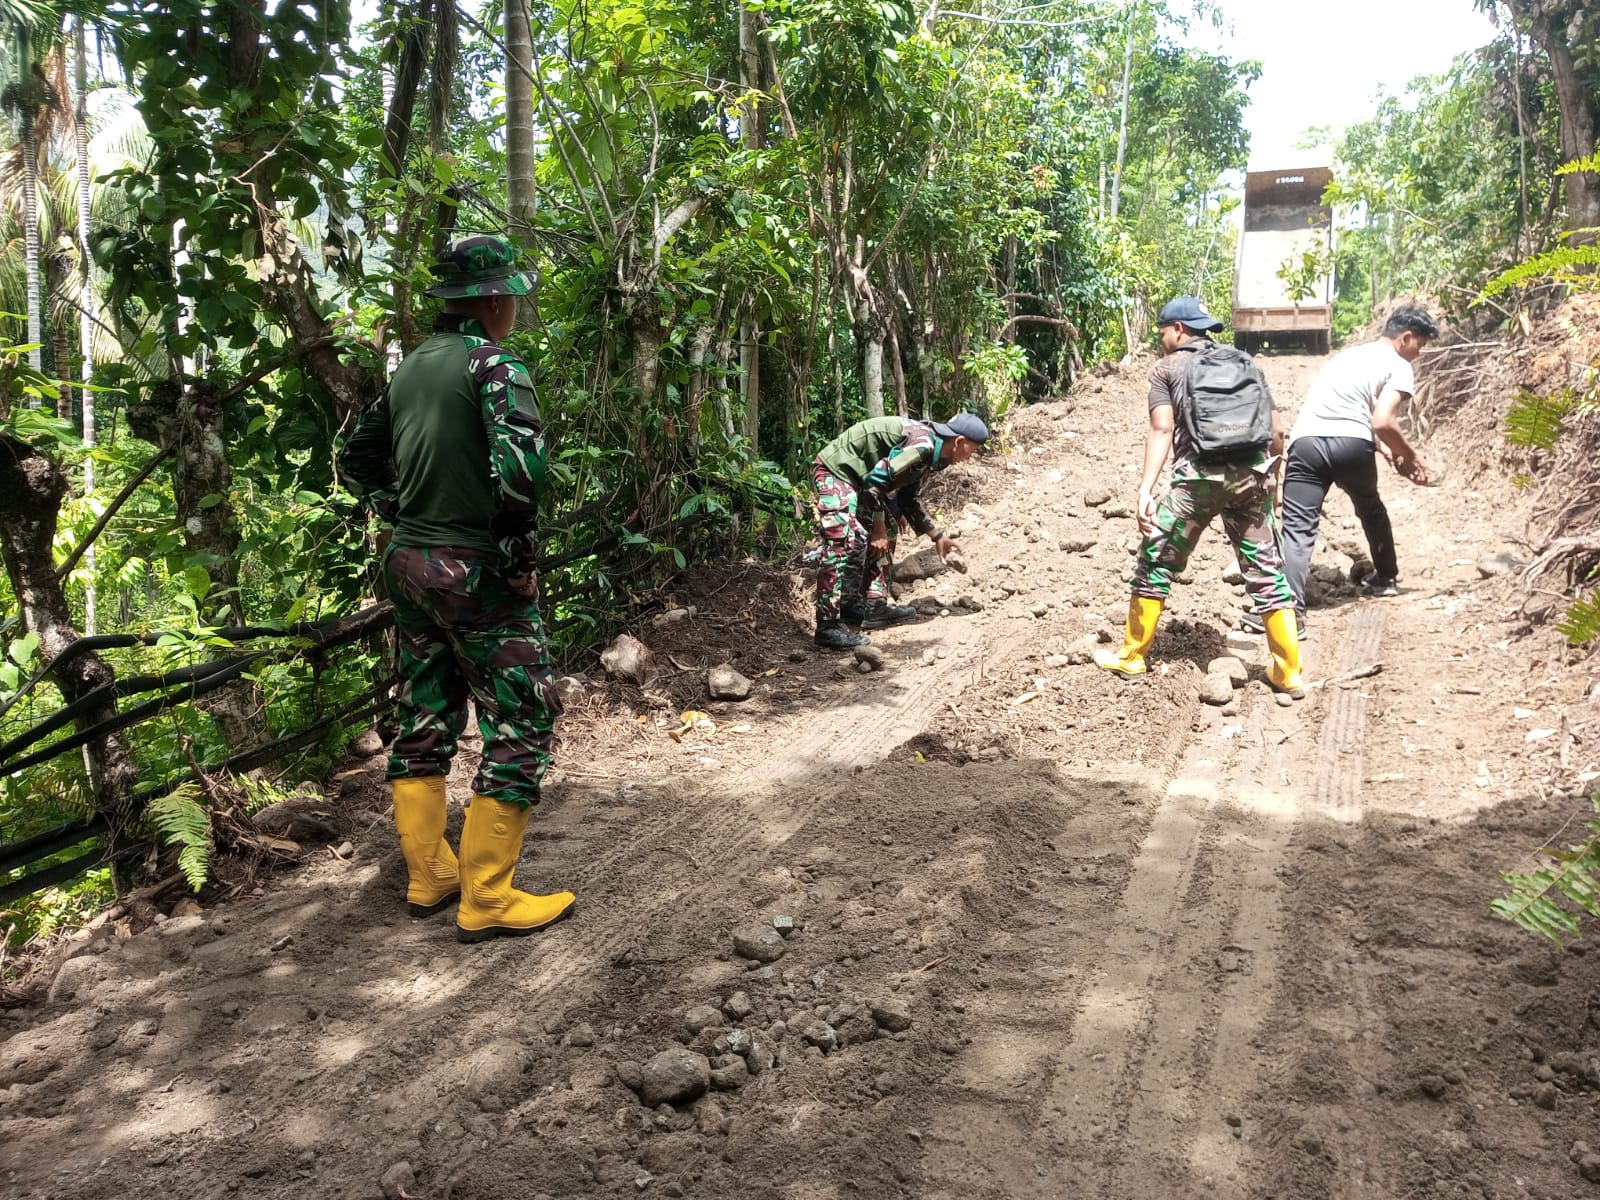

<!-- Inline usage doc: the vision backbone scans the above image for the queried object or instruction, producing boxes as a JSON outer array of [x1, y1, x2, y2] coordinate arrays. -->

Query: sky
[[1199, 0, 1503, 168]]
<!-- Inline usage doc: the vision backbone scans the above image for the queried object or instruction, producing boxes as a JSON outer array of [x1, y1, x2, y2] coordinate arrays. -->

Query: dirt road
[[4, 354, 1599, 1200]]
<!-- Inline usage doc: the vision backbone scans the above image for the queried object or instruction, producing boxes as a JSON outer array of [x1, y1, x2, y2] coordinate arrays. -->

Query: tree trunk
[[739, 1, 763, 151], [714, 327, 737, 444], [1530, 8, 1600, 231], [45, 252, 72, 404], [505, 0, 537, 251], [75, 18, 97, 634], [886, 318, 908, 418], [0, 433, 138, 820], [20, 120, 41, 376], [1109, 6, 1135, 223], [126, 385, 270, 754], [739, 318, 761, 445]]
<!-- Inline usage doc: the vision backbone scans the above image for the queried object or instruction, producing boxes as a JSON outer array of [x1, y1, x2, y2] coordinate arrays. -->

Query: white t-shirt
[[1289, 340, 1416, 446]]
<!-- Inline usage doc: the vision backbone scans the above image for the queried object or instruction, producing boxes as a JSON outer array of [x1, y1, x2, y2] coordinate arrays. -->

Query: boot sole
[[408, 891, 460, 919], [456, 898, 576, 944]]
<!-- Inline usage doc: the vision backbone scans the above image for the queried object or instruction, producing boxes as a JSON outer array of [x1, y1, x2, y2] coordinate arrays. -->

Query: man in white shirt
[[1265, 305, 1437, 628]]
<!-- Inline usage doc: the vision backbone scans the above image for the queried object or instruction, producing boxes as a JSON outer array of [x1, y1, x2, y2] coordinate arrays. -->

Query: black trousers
[[1281, 435, 1398, 609]]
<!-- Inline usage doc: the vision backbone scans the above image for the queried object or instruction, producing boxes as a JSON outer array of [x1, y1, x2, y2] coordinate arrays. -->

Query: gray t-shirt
[[1289, 339, 1416, 446]]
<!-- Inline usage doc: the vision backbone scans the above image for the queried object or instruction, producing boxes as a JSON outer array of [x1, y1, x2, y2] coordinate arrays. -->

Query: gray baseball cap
[[930, 412, 991, 444]]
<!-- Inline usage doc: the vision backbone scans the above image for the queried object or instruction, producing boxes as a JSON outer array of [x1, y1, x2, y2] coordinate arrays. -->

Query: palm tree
[[0, 1, 61, 374]]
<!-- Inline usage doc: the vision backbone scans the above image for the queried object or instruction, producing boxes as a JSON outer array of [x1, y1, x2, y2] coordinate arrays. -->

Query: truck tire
[[1235, 331, 1256, 355]]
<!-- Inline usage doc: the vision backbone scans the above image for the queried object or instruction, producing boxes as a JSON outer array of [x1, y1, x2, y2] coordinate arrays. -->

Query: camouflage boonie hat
[[424, 235, 540, 299]]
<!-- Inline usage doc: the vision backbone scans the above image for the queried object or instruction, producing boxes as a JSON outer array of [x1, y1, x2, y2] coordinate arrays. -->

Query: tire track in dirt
[[497, 630, 1026, 1003], [1292, 606, 1398, 1200]]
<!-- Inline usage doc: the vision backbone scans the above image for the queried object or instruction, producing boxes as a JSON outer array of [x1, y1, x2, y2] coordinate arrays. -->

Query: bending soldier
[[811, 413, 988, 650], [340, 235, 575, 943]]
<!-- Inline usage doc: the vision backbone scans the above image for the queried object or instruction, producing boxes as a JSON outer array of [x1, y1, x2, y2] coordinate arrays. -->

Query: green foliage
[[1276, 241, 1336, 306], [1556, 595, 1600, 648], [146, 782, 212, 892], [1480, 239, 1600, 298], [1504, 386, 1582, 451], [1492, 796, 1600, 942], [1329, 39, 1559, 324]]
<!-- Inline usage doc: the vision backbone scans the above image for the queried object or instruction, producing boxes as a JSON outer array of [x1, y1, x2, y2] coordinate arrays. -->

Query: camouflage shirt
[[815, 416, 943, 536], [340, 314, 548, 571]]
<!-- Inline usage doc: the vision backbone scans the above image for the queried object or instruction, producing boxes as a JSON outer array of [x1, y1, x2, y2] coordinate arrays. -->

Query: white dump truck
[[1232, 164, 1335, 355]]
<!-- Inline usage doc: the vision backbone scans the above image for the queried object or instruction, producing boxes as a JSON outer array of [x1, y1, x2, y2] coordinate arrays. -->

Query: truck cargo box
[[1232, 165, 1335, 354]]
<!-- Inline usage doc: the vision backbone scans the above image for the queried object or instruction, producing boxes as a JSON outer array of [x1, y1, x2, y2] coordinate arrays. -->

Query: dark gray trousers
[[1281, 435, 1398, 609]]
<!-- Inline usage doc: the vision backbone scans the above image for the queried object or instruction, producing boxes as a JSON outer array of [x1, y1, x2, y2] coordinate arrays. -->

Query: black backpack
[[1176, 342, 1273, 462]]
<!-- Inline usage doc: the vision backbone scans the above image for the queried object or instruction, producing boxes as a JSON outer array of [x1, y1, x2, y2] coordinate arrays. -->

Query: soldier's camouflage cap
[[424, 235, 540, 299]]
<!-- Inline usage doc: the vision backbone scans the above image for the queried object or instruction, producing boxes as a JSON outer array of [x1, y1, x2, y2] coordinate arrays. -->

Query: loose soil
[[4, 350, 1600, 1200]]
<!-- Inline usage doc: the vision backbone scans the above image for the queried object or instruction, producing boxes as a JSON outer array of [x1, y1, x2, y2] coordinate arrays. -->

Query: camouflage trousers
[[813, 461, 895, 622], [382, 544, 563, 810], [1130, 461, 1296, 613]]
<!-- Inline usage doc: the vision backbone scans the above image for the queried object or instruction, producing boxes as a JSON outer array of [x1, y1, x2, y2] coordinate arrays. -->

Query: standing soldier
[[811, 413, 988, 649], [1095, 296, 1304, 697], [340, 235, 575, 944]]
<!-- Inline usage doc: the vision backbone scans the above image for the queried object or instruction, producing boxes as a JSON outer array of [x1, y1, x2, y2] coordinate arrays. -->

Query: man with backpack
[[1264, 305, 1436, 626], [1095, 296, 1304, 697]]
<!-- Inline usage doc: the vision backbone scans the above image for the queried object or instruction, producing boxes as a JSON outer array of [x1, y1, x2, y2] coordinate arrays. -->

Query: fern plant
[[147, 783, 213, 891], [1504, 386, 1580, 451], [1492, 797, 1600, 942], [1557, 594, 1600, 647]]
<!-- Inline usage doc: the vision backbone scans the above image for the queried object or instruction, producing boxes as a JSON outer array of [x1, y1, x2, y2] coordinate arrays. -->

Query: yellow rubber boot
[[456, 795, 576, 944], [1094, 597, 1164, 677], [1264, 608, 1307, 699], [392, 776, 460, 917]]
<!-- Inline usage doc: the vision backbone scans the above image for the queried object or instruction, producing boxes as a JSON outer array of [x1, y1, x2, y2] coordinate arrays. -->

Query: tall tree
[[1494, 0, 1600, 232]]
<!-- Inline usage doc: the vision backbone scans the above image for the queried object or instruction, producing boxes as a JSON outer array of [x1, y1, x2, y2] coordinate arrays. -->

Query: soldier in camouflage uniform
[[811, 412, 988, 650], [340, 234, 576, 943], [1095, 296, 1305, 696]]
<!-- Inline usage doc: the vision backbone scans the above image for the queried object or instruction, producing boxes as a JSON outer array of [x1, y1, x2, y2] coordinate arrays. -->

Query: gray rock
[[957, 594, 985, 612], [600, 633, 657, 686], [1580, 1156, 1600, 1184], [563, 1022, 596, 1048], [639, 1048, 711, 1107], [1206, 657, 1248, 688], [553, 675, 587, 707], [614, 1059, 645, 1092], [800, 1020, 838, 1052], [380, 1162, 416, 1200], [853, 645, 886, 671], [771, 914, 797, 938], [684, 1006, 723, 1035], [1064, 634, 1101, 666], [351, 728, 385, 758], [710, 1058, 750, 1090], [707, 664, 752, 701], [1059, 537, 1098, 554], [251, 797, 338, 843], [732, 924, 787, 963], [829, 1002, 879, 1047], [944, 549, 969, 575], [1477, 551, 1524, 578], [744, 1033, 778, 1075], [1534, 1082, 1559, 1110], [1275, 692, 1295, 708], [1102, 502, 1133, 519], [723, 991, 753, 1020], [1419, 1075, 1448, 1099], [891, 547, 948, 583], [1224, 630, 1259, 653], [1199, 673, 1235, 706], [1083, 489, 1111, 507], [1220, 563, 1245, 585], [650, 607, 695, 627], [870, 997, 913, 1033]]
